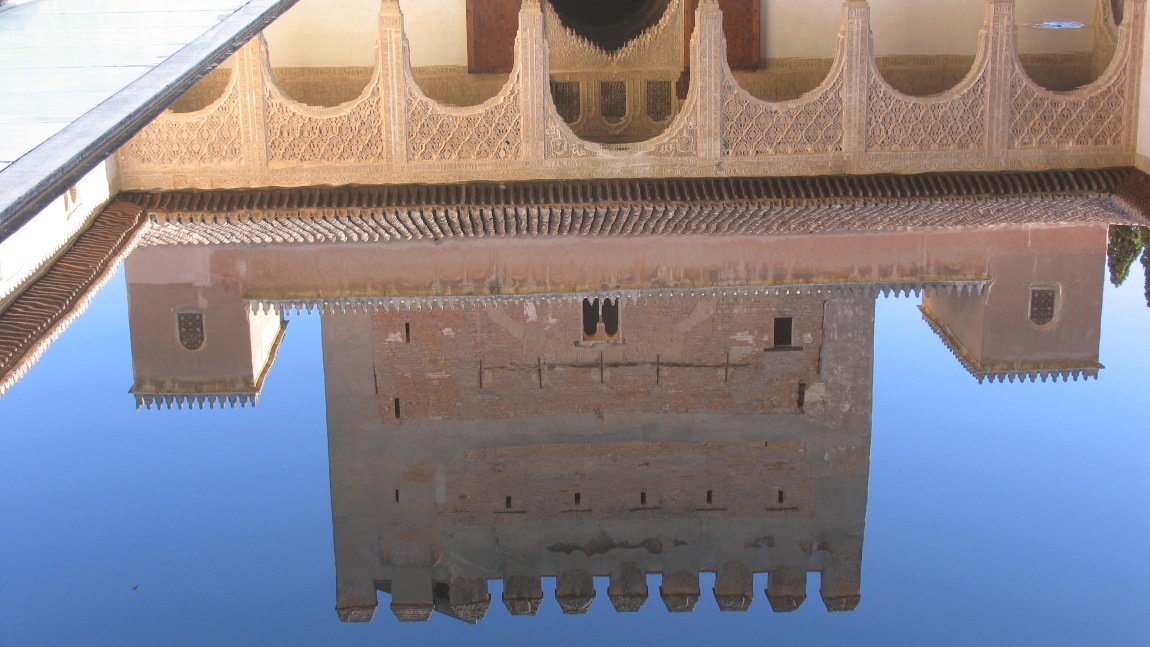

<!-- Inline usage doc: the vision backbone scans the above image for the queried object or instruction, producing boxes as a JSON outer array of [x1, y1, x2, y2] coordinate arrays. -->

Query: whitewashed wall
[[260, 0, 1104, 67]]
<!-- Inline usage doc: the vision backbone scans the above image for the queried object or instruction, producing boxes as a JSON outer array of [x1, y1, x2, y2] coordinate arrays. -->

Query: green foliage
[[1142, 238, 1150, 308], [1107, 225, 1143, 287]]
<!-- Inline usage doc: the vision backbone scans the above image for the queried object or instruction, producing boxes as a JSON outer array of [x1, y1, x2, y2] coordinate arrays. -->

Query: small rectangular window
[[505, 496, 512, 509], [404, 323, 411, 343], [393, 398, 401, 420], [777, 490, 785, 504], [574, 492, 581, 505], [581, 298, 621, 343], [640, 491, 647, 505], [706, 490, 713, 505], [774, 317, 793, 347]]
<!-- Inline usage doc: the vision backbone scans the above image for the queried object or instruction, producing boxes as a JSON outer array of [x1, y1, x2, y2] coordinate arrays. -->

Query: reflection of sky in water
[[1, 260, 1148, 646]]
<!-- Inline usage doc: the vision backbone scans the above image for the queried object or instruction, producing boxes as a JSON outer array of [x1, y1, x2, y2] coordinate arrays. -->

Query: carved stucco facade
[[116, 0, 1148, 191]]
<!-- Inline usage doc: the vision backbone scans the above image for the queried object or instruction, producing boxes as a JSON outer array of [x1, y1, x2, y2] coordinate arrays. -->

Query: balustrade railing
[[116, 0, 1147, 191]]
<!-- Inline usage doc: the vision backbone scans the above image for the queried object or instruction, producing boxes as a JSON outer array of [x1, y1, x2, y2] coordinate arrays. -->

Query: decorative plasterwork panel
[[544, 0, 683, 71], [1010, 46, 1129, 149], [722, 74, 845, 156], [111, 0, 1149, 189], [264, 78, 386, 164], [406, 78, 523, 163], [866, 72, 987, 152], [122, 68, 244, 169]]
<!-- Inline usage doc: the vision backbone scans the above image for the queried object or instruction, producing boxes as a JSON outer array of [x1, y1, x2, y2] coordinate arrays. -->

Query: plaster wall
[[257, 0, 1100, 69], [262, 0, 468, 68], [322, 294, 873, 618], [0, 161, 115, 308]]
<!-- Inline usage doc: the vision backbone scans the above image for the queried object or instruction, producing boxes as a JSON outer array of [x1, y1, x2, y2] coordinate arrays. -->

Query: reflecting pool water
[[1, 218, 1148, 646]]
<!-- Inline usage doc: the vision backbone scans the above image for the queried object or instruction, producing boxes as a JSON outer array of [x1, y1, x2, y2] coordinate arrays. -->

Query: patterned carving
[[866, 76, 986, 152], [1029, 288, 1057, 326], [1009, 63, 1128, 149], [545, 114, 599, 158], [600, 81, 627, 123], [552, 81, 581, 123], [265, 83, 385, 163], [406, 83, 523, 162], [722, 76, 844, 156], [124, 70, 243, 167], [177, 312, 205, 351], [647, 80, 673, 122], [112, 0, 1146, 189]]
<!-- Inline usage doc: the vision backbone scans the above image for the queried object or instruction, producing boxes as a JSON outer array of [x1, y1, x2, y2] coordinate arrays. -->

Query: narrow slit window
[[640, 491, 647, 505], [505, 496, 512, 509], [574, 492, 581, 506], [774, 317, 793, 347], [706, 490, 713, 505], [797, 382, 806, 411], [404, 323, 411, 343], [582, 299, 599, 338], [395, 489, 400, 504], [601, 299, 619, 336], [393, 398, 401, 420], [777, 490, 785, 504]]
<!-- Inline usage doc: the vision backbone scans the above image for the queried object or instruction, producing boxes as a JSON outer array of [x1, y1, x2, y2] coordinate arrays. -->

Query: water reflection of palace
[[120, 216, 1109, 622]]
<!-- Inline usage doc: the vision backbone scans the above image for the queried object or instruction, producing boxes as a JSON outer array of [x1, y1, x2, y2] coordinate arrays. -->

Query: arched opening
[[870, 2, 983, 97], [546, 0, 686, 144], [1016, 0, 1117, 91], [731, 0, 839, 102], [262, 0, 377, 107], [550, 0, 673, 52], [168, 60, 233, 114], [407, 0, 511, 106]]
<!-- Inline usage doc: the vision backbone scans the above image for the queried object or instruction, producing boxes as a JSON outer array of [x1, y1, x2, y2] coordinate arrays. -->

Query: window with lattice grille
[[1029, 288, 1058, 326], [600, 81, 627, 123], [646, 80, 672, 122], [176, 311, 205, 351], [552, 81, 581, 123]]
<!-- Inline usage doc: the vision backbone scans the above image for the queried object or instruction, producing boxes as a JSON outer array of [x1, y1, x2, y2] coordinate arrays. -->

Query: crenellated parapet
[[115, 0, 1149, 191]]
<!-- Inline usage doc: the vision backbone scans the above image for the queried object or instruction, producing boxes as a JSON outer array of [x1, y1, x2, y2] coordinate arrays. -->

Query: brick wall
[[371, 297, 825, 423]]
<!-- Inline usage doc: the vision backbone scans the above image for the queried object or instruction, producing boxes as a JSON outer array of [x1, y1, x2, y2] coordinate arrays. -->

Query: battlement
[[352, 548, 863, 622]]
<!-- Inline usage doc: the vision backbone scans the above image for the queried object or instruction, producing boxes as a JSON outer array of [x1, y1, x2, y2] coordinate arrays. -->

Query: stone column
[[517, 0, 547, 162], [841, 1, 871, 163], [692, 0, 725, 163], [378, 0, 409, 166], [1123, 0, 1148, 162], [235, 36, 270, 179], [985, 0, 1016, 158]]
